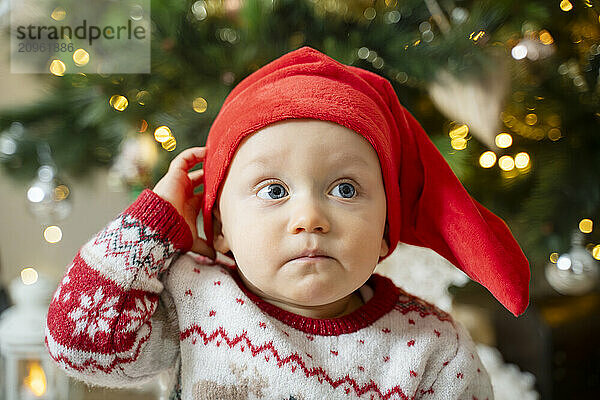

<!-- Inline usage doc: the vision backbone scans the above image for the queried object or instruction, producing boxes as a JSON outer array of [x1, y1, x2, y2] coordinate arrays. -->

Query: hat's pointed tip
[[507, 293, 530, 317]]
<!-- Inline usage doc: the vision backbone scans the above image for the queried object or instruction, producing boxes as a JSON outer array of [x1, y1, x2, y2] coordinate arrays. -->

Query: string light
[[44, 226, 62, 243], [539, 30, 554, 45], [593, 245, 600, 260], [511, 44, 527, 60], [556, 254, 571, 270], [498, 155, 515, 171], [21, 268, 39, 285], [469, 31, 485, 42], [154, 126, 172, 142], [451, 138, 467, 150], [136, 90, 150, 105], [193, 97, 208, 113], [27, 186, 45, 203], [191, 1, 208, 20], [51, 7, 66, 21], [560, 0, 573, 12], [49, 60, 66, 76], [363, 7, 376, 20], [579, 218, 593, 233], [479, 151, 497, 168], [109, 95, 128, 111], [449, 123, 469, 150], [73, 49, 90, 66], [548, 128, 562, 141], [162, 137, 177, 151], [525, 113, 538, 125], [514, 152, 530, 168], [154, 126, 177, 151], [495, 133, 513, 148], [137, 119, 148, 133], [449, 124, 469, 139]]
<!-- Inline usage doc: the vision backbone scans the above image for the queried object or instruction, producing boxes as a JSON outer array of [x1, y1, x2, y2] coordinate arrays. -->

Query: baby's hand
[[153, 146, 216, 260]]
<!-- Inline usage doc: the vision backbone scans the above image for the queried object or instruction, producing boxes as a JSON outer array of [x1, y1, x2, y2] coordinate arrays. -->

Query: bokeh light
[[479, 151, 497, 168], [579, 218, 593, 233], [21, 268, 39, 285], [499, 155, 515, 171], [495, 133, 513, 148], [44, 226, 63, 243]]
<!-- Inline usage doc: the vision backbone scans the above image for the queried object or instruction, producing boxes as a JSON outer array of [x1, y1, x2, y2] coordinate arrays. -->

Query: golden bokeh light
[[539, 30, 554, 45], [21, 268, 39, 285], [109, 95, 128, 111], [193, 97, 208, 113], [579, 218, 593, 234], [548, 128, 562, 141], [54, 185, 70, 201], [495, 133, 513, 148], [560, 0, 573, 11], [137, 119, 148, 133], [24, 361, 47, 397], [498, 155, 515, 171], [136, 90, 151, 105], [449, 124, 469, 139], [451, 138, 467, 150], [470, 30, 485, 42], [49, 60, 66, 76], [514, 152, 530, 169], [162, 137, 177, 151], [73, 49, 90, 66], [593, 245, 600, 260], [479, 151, 497, 168], [44, 226, 63, 243], [549, 252, 559, 263], [51, 7, 66, 21], [525, 113, 538, 125], [154, 126, 173, 142]]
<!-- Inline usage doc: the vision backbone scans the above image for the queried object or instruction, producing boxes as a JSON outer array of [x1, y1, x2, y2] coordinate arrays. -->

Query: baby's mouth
[[288, 248, 332, 263], [290, 255, 332, 263]]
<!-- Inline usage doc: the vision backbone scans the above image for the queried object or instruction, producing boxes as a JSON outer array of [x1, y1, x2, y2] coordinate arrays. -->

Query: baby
[[45, 46, 530, 399]]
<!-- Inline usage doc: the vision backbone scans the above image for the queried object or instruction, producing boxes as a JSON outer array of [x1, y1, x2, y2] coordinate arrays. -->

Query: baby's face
[[212, 119, 388, 311]]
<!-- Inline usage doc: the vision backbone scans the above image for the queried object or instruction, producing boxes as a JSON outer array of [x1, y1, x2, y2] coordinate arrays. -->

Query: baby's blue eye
[[257, 183, 287, 200], [331, 182, 356, 199]]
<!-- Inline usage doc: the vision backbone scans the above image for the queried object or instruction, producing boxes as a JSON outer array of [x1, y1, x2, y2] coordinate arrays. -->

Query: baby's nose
[[287, 197, 330, 234]]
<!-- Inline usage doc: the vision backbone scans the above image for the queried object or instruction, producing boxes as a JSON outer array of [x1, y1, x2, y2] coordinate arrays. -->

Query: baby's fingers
[[188, 168, 204, 188], [169, 147, 207, 175]]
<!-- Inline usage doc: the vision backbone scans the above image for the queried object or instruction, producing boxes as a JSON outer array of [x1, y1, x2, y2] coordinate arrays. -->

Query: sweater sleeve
[[418, 319, 494, 400], [44, 189, 193, 388]]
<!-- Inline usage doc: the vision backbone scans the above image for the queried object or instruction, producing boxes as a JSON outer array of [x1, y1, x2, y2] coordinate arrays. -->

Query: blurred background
[[0, 0, 599, 398]]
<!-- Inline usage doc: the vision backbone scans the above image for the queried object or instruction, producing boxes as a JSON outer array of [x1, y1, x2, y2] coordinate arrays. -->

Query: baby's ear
[[212, 207, 231, 255]]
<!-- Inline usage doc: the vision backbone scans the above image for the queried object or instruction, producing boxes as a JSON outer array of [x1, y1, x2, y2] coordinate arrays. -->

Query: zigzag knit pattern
[[45, 189, 494, 399]]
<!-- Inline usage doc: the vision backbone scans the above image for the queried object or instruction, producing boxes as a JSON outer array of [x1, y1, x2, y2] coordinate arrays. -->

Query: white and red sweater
[[45, 189, 493, 400]]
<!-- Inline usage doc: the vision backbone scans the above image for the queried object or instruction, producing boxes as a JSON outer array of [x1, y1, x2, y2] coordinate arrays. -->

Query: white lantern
[[0, 270, 78, 400]]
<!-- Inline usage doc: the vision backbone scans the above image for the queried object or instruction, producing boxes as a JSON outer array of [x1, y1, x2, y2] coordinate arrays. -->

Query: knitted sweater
[[45, 189, 493, 400]]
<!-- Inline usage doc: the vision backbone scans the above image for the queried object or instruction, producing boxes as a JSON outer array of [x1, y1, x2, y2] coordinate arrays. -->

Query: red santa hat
[[201, 46, 530, 317]]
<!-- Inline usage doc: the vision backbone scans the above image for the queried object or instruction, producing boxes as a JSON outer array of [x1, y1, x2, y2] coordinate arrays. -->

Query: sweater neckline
[[224, 264, 400, 336]]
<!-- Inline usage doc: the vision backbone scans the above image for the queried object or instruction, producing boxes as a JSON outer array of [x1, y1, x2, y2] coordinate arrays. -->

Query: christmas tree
[[1, 0, 599, 298]]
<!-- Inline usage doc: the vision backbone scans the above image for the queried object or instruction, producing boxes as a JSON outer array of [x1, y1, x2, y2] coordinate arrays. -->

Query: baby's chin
[[263, 292, 348, 311], [238, 262, 354, 305], [267, 277, 350, 306]]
